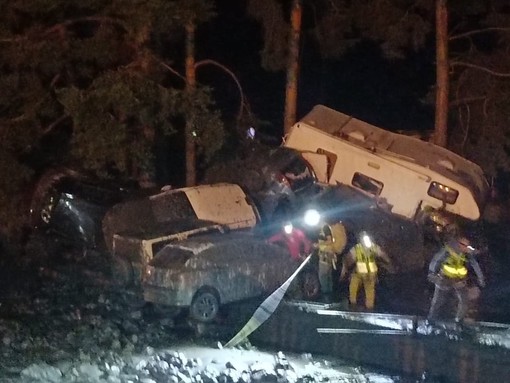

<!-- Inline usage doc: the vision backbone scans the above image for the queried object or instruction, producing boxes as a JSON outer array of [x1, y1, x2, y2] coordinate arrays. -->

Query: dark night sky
[[196, 0, 436, 139]]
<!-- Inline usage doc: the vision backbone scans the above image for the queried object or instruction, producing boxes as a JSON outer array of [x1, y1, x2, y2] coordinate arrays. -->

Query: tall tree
[[446, 2, 510, 176], [0, 0, 224, 234], [435, 0, 449, 147], [185, 18, 198, 186], [249, 0, 510, 175], [247, 0, 296, 136], [283, 0, 302, 134]]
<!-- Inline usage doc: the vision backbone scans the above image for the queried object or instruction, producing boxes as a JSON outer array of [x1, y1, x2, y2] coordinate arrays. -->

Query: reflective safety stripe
[[356, 261, 377, 274], [442, 264, 467, 277], [354, 244, 377, 274], [441, 246, 468, 279]]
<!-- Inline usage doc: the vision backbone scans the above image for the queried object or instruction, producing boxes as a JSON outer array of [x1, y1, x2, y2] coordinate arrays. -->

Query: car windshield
[[150, 191, 197, 222], [150, 247, 193, 268]]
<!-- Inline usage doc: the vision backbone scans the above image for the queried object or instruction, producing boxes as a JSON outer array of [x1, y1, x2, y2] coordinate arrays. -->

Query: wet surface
[[2, 221, 510, 382], [0, 255, 404, 382]]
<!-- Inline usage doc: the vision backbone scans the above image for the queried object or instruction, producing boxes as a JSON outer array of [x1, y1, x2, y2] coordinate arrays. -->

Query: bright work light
[[303, 209, 321, 227]]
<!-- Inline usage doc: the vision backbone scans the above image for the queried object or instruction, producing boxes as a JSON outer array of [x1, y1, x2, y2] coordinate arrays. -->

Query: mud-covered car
[[24, 168, 140, 261], [142, 232, 320, 322], [103, 183, 261, 285]]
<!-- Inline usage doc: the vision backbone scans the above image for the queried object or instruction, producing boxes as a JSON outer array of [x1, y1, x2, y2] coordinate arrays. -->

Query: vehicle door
[[198, 241, 264, 304]]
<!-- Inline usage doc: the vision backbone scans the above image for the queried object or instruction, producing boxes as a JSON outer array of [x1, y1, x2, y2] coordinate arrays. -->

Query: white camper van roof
[[297, 105, 489, 205]]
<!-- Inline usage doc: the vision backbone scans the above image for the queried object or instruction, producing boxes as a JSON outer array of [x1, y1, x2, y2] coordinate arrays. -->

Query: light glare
[[303, 209, 321, 226]]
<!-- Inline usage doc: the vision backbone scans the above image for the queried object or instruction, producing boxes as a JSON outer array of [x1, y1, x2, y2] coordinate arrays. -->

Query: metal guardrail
[[251, 300, 510, 382]]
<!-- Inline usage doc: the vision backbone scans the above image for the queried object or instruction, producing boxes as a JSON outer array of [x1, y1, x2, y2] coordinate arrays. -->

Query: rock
[[21, 363, 63, 382], [2, 335, 11, 346], [78, 362, 103, 380], [109, 364, 121, 376]]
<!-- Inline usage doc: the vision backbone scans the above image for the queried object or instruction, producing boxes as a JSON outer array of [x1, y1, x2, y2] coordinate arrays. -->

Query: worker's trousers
[[318, 258, 333, 294], [428, 277, 468, 322], [349, 272, 377, 309]]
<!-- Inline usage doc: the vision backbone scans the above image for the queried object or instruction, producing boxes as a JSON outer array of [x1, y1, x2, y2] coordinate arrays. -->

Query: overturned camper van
[[284, 105, 489, 235]]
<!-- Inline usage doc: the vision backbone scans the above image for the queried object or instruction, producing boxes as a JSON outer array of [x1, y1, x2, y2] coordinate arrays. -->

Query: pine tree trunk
[[434, 0, 449, 147], [185, 20, 197, 186], [283, 0, 302, 135]]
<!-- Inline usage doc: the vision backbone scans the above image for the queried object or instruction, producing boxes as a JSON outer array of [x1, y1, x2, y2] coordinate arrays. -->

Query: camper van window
[[316, 148, 338, 179], [427, 182, 459, 204], [351, 172, 383, 196]]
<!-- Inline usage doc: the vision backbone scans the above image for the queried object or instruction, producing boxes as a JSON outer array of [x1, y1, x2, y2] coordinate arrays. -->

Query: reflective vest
[[354, 244, 378, 274], [318, 223, 347, 254], [441, 246, 468, 279]]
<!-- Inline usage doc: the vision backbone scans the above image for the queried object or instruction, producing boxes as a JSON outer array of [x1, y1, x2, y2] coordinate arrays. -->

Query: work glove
[[427, 273, 439, 284]]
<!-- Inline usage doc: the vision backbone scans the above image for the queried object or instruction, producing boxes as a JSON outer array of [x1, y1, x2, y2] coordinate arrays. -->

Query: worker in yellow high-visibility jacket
[[340, 231, 394, 310], [427, 236, 485, 323]]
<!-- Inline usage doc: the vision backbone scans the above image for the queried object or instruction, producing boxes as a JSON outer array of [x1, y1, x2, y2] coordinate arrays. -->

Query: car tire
[[300, 270, 321, 300], [189, 288, 220, 323]]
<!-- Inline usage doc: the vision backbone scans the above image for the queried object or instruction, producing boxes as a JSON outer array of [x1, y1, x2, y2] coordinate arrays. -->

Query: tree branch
[[43, 16, 128, 37], [450, 96, 488, 107], [41, 115, 69, 136], [450, 61, 510, 77], [450, 27, 510, 41], [195, 59, 246, 122], [156, 58, 186, 82]]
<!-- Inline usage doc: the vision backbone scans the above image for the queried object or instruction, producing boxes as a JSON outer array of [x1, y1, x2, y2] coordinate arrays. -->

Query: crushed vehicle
[[102, 183, 261, 285], [142, 232, 320, 322], [284, 105, 490, 248], [204, 145, 320, 229], [24, 168, 140, 261], [303, 185, 427, 271]]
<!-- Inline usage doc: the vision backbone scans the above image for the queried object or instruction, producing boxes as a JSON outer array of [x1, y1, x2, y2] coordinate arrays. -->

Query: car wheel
[[190, 288, 220, 323], [301, 270, 321, 300]]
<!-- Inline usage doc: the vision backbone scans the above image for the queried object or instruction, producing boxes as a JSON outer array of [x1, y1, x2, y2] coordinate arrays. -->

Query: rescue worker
[[427, 236, 485, 323], [340, 231, 393, 310], [317, 219, 347, 295], [267, 222, 312, 261]]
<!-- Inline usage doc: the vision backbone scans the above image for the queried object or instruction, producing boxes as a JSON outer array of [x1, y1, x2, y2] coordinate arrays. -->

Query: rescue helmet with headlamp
[[359, 231, 372, 248], [283, 222, 293, 234]]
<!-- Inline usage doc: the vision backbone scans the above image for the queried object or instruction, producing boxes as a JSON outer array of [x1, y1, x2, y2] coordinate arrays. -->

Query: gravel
[[0, 259, 401, 383]]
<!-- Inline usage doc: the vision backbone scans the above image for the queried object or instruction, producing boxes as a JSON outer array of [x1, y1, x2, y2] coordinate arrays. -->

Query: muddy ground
[[0, 251, 406, 383], [1, 220, 510, 383]]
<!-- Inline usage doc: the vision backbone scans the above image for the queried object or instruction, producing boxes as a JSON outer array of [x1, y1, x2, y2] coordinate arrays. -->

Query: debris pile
[[0, 265, 397, 382]]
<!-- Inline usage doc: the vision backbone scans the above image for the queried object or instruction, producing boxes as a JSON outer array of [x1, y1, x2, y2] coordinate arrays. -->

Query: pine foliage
[[0, 0, 223, 234]]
